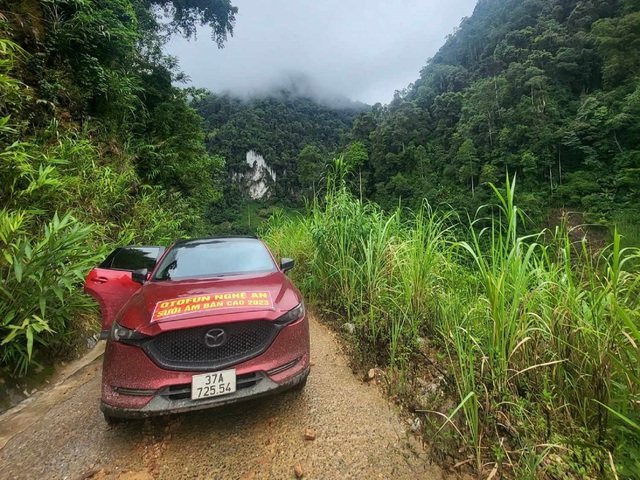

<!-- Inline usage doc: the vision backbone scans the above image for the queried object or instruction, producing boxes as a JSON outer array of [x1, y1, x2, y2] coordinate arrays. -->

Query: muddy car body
[[84, 237, 310, 423]]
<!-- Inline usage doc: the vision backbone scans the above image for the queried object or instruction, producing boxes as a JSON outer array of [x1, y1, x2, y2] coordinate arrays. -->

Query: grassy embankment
[[261, 167, 640, 479], [0, 36, 194, 378]]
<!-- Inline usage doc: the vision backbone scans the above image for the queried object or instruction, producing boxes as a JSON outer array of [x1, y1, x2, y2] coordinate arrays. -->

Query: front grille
[[162, 372, 264, 401], [143, 321, 279, 371]]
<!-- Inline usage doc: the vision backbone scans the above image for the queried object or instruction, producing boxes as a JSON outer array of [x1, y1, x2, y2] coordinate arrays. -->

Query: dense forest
[[0, 0, 237, 374], [193, 91, 364, 228], [346, 0, 640, 226], [197, 0, 640, 230]]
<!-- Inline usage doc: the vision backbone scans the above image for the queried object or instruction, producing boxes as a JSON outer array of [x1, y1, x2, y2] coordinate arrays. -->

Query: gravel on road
[[0, 317, 444, 480]]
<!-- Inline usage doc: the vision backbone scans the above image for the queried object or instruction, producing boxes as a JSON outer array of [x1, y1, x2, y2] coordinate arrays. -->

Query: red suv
[[84, 237, 310, 423]]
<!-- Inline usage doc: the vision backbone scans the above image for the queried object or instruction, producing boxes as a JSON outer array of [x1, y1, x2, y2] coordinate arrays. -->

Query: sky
[[165, 0, 479, 106]]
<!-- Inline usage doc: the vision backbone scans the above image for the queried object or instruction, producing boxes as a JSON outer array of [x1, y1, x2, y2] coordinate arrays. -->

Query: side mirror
[[280, 258, 295, 273], [132, 268, 148, 285]]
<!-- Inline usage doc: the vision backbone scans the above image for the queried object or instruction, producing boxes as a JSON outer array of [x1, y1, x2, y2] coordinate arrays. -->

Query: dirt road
[[0, 317, 443, 479]]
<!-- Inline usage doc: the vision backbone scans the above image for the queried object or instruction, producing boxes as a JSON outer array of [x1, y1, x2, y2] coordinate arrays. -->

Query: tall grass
[[262, 172, 640, 478], [459, 176, 549, 397], [264, 182, 452, 367]]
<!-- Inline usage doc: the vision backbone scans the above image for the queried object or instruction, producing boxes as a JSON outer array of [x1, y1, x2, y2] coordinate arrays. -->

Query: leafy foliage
[[340, 0, 640, 225], [194, 91, 366, 205], [148, 0, 237, 44], [0, 0, 236, 375], [0, 210, 101, 375]]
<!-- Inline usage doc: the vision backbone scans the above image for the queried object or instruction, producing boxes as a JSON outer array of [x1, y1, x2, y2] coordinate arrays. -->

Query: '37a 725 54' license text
[[191, 369, 236, 400]]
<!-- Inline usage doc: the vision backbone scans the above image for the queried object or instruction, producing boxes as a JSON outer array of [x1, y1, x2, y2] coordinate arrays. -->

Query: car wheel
[[291, 374, 308, 392], [103, 412, 122, 426]]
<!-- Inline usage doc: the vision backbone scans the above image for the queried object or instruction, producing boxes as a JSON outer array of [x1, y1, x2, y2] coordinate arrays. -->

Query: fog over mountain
[[165, 0, 478, 105], [214, 72, 365, 109]]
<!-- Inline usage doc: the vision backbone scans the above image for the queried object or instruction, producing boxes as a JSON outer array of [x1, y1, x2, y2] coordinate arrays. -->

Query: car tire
[[291, 374, 308, 392], [103, 412, 122, 425]]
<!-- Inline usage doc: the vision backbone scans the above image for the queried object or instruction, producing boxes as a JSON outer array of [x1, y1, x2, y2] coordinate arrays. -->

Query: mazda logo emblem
[[204, 328, 227, 348]]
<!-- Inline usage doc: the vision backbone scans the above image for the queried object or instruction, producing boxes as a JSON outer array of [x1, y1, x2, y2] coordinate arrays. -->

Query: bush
[[263, 172, 640, 477], [0, 210, 104, 375]]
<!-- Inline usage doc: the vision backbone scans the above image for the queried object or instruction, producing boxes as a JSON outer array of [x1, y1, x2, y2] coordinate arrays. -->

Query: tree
[[456, 139, 480, 197], [296, 145, 324, 198], [593, 10, 640, 87], [142, 0, 237, 45]]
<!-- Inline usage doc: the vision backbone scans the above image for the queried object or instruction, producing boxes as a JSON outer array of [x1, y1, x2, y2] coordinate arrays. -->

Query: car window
[[105, 247, 163, 272], [153, 239, 276, 281]]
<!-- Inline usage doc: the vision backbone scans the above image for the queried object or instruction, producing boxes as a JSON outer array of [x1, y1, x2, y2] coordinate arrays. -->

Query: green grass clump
[[262, 169, 640, 478]]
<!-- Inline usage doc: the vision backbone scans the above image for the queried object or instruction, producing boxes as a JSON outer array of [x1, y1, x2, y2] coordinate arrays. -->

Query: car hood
[[116, 271, 301, 332]]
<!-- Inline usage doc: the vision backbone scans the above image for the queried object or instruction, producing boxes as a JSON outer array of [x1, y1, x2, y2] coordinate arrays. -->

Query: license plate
[[191, 369, 236, 400]]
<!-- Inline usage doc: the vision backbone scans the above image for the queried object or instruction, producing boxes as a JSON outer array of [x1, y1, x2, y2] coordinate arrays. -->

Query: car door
[[84, 246, 165, 336]]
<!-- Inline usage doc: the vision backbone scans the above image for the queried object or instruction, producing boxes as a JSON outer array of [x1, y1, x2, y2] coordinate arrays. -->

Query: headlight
[[275, 302, 305, 326], [109, 321, 148, 343]]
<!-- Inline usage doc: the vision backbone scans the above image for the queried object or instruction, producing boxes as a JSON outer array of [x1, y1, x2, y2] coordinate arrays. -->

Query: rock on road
[[0, 317, 443, 479]]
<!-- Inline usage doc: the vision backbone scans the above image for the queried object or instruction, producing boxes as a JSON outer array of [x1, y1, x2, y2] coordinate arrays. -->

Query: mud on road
[[0, 317, 443, 480]]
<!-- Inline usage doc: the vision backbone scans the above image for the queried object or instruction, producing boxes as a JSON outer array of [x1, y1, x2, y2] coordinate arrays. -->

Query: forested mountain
[[348, 0, 640, 224], [0, 0, 236, 374], [194, 91, 366, 202]]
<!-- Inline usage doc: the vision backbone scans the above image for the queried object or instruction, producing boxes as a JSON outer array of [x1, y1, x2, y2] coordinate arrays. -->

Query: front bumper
[[101, 365, 309, 419], [101, 316, 310, 418]]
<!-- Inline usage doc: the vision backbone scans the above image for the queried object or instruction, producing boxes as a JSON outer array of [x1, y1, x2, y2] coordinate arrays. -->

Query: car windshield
[[153, 239, 277, 281]]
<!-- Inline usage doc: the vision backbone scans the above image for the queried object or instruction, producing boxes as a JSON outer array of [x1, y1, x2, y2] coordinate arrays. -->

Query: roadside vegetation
[[348, 0, 640, 227], [263, 161, 640, 478], [0, 0, 236, 376]]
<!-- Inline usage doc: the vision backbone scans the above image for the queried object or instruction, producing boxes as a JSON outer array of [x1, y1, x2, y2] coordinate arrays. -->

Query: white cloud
[[165, 0, 478, 105]]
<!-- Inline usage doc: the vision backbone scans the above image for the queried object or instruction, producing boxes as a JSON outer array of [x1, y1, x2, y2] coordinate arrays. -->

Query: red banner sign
[[152, 291, 273, 321]]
